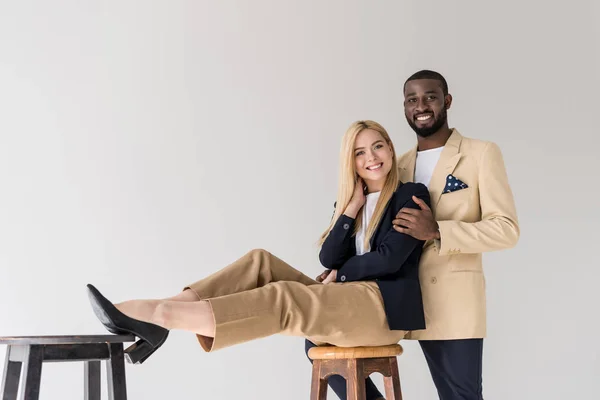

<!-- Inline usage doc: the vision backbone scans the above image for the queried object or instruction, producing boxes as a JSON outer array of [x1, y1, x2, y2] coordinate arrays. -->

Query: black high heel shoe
[[86, 284, 169, 364]]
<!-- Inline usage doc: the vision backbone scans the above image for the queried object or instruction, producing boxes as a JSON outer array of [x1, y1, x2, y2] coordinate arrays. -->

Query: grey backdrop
[[0, 1, 598, 399]]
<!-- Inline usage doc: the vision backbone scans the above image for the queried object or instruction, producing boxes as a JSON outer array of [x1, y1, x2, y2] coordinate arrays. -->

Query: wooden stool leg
[[310, 359, 328, 400], [346, 359, 366, 400], [383, 357, 402, 400], [106, 343, 127, 400], [19, 345, 43, 400], [1, 346, 22, 400], [84, 361, 101, 400]]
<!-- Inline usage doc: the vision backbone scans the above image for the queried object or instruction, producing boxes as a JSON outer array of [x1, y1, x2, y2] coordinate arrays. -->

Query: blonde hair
[[319, 120, 400, 248]]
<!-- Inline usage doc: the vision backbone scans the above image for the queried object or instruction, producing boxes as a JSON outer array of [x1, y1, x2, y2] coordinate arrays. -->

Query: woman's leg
[[183, 248, 317, 299], [113, 273, 403, 355], [114, 289, 198, 323], [106, 248, 402, 354], [187, 280, 406, 352], [113, 248, 317, 332], [163, 290, 199, 302]]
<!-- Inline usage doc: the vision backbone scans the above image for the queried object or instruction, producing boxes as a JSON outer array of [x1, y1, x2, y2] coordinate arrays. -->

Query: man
[[306, 70, 519, 400]]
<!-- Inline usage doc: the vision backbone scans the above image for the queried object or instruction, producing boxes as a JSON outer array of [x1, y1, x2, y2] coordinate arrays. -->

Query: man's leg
[[419, 339, 484, 400], [304, 339, 385, 400]]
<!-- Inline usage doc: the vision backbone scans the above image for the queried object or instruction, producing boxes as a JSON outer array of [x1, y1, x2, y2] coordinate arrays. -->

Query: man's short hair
[[404, 70, 449, 96]]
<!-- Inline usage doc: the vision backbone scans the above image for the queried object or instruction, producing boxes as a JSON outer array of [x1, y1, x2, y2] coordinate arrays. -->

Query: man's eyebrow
[[406, 90, 438, 96]]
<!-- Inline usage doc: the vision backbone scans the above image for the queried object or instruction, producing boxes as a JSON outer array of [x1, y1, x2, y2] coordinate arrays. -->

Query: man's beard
[[406, 108, 447, 138]]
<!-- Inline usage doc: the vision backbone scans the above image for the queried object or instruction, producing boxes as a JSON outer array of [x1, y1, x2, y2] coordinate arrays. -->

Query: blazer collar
[[397, 128, 464, 212]]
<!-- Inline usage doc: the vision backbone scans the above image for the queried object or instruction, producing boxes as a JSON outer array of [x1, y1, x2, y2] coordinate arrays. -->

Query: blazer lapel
[[369, 192, 395, 248], [427, 129, 463, 212], [398, 145, 417, 183]]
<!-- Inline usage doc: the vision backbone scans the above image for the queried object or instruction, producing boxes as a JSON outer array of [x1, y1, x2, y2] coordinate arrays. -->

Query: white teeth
[[417, 115, 432, 121], [367, 163, 382, 170]]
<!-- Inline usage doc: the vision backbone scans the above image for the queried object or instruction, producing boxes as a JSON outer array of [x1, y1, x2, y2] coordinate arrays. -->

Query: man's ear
[[444, 93, 453, 110]]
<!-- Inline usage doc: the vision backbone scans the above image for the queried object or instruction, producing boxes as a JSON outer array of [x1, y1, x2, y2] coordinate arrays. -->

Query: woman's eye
[[355, 151, 364, 157]]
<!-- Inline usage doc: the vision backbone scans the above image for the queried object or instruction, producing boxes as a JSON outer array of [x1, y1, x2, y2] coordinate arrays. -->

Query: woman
[[87, 120, 430, 365]]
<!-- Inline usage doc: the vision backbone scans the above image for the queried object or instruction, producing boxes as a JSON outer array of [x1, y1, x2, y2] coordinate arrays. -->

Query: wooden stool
[[0, 334, 134, 400], [308, 344, 403, 400]]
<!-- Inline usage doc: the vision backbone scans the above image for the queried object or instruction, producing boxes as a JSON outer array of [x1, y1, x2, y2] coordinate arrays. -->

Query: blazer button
[[340, 275, 346, 282], [430, 277, 437, 284], [343, 223, 350, 230]]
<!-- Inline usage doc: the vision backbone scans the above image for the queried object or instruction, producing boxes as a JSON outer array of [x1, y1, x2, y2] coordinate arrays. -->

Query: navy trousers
[[304, 338, 484, 400]]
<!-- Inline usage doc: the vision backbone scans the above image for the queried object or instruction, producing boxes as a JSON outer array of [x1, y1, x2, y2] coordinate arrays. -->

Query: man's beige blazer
[[398, 129, 519, 340]]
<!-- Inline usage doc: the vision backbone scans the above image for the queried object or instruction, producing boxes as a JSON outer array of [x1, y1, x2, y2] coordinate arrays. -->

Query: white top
[[414, 146, 444, 188], [355, 191, 381, 255]]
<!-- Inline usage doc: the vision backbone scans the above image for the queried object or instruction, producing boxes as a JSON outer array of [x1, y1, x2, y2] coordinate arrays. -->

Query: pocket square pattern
[[443, 174, 468, 194]]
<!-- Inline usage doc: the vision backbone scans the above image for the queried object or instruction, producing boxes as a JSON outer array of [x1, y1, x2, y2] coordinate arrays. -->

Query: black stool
[[1, 334, 134, 400]]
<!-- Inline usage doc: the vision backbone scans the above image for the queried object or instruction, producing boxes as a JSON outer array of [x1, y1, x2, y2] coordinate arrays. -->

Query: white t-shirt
[[414, 146, 444, 188], [355, 191, 381, 255]]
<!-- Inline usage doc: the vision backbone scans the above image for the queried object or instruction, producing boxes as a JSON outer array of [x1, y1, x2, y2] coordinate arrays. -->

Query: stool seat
[[308, 344, 403, 360], [1, 334, 134, 400], [0, 334, 134, 345]]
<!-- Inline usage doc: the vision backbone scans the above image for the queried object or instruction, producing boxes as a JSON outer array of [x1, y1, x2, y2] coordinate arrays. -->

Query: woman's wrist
[[344, 203, 361, 219]]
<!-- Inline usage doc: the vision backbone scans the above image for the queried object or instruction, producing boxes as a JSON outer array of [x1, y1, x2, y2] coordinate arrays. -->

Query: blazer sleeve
[[318, 203, 356, 269], [335, 183, 430, 282], [435, 142, 520, 255]]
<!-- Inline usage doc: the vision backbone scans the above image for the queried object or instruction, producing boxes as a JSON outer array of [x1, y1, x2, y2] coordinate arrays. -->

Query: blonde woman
[[87, 120, 431, 368]]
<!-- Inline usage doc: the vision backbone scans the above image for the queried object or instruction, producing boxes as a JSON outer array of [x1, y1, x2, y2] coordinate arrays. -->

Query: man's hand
[[322, 269, 338, 284], [392, 196, 440, 241]]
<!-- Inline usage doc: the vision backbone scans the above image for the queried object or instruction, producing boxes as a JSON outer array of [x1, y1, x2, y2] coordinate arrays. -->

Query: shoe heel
[[124, 339, 157, 365]]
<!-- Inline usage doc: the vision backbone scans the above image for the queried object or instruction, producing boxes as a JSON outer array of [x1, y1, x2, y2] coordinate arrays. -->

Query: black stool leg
[[84, 361, 101, 400], [1, 346, 22, 400], [19, 345, 43, 400], [106, 343, 127, 400]]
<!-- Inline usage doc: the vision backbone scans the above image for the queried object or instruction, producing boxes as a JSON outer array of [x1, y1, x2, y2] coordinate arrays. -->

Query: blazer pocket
[[439, 187, 473, 216], [442, 186, 471, 197], [449, 252, 483, 272]]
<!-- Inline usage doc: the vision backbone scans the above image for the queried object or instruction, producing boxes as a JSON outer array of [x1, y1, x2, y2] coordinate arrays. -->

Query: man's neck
[[416, 126, 453, 151]]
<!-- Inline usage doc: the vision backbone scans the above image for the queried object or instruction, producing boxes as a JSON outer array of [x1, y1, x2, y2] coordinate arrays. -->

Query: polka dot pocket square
[[443, 174, 468, 194]]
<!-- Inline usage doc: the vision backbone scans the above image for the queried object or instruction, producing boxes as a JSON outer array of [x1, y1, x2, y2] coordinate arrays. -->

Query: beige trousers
[[184, 249, 406, 352]]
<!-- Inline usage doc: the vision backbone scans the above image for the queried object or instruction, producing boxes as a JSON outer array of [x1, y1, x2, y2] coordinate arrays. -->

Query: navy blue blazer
[[319, 182, 430, 331]]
